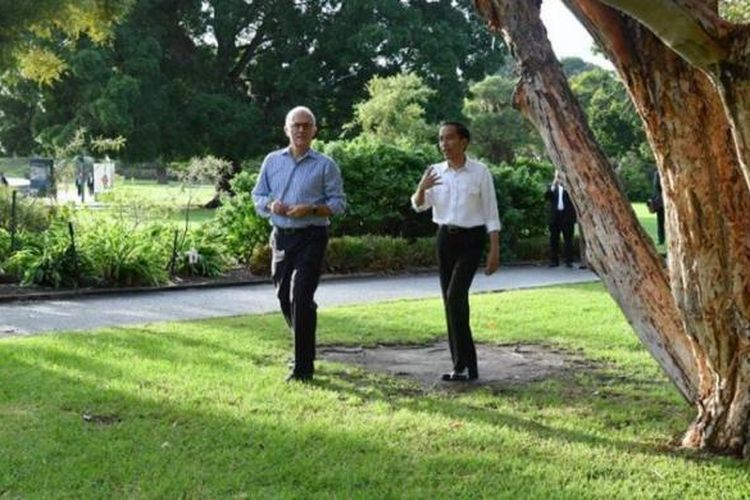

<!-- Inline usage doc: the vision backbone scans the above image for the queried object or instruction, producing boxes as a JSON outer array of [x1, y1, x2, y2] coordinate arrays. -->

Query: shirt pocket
[[457, 179, 481, 206], [429, 185, 449, 205]]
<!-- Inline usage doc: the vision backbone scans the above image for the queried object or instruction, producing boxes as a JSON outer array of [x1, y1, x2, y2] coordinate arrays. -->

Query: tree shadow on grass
[[0, 341, 654, 498], [312, 360, 740, 468]]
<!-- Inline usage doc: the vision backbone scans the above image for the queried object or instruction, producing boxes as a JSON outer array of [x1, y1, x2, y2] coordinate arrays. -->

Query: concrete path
[[0, 265, 598, 338]]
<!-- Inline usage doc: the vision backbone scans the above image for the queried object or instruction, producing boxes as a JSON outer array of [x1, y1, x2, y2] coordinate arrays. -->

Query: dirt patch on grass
[[320, 341, 597, 391]]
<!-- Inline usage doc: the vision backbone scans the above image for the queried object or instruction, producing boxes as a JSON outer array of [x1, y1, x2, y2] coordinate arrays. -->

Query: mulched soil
[[319, 341, 602, 392]]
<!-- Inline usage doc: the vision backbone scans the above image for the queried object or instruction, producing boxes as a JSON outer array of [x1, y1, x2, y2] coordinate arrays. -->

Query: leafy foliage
[[464, 75, 544, 163], [249, 235, 436, 276], [83, 222, 169, 287], [347, 73, 435, 146], [214, 168, 272, 264], [490, 156, 555, 258], [172, 225, 230, 278], [617, 151, 653, 202], [0, 186, 53, 233], [569, 67, 655, 199], [2, 0, 503, 162], [318, 137, 441, 238], [4, 222, 96, 287]]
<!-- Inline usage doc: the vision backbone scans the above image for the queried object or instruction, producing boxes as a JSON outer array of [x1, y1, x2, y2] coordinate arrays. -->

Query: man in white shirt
[[411, 122, 501, 382]]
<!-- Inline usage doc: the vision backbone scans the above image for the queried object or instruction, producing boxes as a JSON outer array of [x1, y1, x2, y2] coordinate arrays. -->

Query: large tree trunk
[[565, 0, 750, 457], [472, 0, 750, 456]]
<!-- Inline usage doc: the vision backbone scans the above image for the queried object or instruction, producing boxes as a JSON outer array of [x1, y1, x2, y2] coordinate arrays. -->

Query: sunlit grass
[[1, 283, 747, 498]]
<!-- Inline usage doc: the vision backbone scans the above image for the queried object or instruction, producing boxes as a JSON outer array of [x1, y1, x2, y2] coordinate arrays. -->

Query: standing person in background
[[545, 169, 577, 268], [0, 172, 8, 187], [411, 121, 501, 382], [649, 169, 665, 245], [252, 106, 346, 383]]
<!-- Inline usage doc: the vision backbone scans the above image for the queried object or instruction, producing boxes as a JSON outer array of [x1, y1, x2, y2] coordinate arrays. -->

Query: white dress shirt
[[554, 184, 564, 210], [411, 158, 501, 232]]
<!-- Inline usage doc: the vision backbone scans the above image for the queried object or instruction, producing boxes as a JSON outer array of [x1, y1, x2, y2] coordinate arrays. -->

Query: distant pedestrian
[[411, 121, 501, 382], [648, 169, 665, 245], [0, 172, 8, 187], [252, 106, 346, 383], [545, 169, 577, 268]]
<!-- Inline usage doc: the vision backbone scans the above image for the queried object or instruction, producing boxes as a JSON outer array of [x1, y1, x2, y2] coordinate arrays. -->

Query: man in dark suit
[[650, 170, 665, 245], [545, 170, 577, 268]]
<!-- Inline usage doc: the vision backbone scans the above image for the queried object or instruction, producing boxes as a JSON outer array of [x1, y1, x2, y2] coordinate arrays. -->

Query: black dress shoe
[[441, 369, 478, 382], [285, 372, 313, 383]]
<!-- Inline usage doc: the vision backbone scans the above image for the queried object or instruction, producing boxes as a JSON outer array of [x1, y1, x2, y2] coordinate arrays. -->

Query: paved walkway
[[0, 265, 598, 338]]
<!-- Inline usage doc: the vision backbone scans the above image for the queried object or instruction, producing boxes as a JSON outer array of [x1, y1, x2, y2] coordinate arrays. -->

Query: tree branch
[[595, 0, 729, 68]]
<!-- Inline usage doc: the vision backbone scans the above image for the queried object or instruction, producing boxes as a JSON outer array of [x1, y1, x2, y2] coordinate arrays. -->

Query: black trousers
[[655, 207, 665, 245], [437, 225, 485, 375], [271, 226, 328, 376], [549, 213, 575, 265]]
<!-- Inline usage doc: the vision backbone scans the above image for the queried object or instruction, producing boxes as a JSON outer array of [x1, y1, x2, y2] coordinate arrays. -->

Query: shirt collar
[[437, 158, 475, 174], [282, 147, 317, 162]]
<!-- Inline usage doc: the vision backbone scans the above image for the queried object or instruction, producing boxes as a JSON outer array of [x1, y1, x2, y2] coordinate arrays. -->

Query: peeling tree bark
[[472, 0, 698, 402], [567, 0, 750, 459], [472, 0, 750, 457]]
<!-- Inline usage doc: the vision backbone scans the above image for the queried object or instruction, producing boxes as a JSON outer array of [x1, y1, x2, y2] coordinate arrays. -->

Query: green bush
[[172, 225, 230, 278], [491, 156, 554, 255], [318, 137, 440, 238], [5, 223, 97, 287], [0, 228, 10, 272], [617, 151, 653, 202], [82, 222, 170, 287], [215, 167, 272, 263], [0, 186, 53, 233], [249, 235, 436, 276]]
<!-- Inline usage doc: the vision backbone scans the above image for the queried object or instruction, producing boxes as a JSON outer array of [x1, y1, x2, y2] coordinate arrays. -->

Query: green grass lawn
[[0, 158, 28, 177], [69, 178, 218, 228], [1, 283, 747, 498], [632, 202, 666, 252]]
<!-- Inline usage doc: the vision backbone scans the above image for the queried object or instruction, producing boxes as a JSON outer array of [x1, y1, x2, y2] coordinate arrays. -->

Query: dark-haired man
[[252, 105, 346, 383], [411, 121, 501, 382], [545, 169, 577, 268]]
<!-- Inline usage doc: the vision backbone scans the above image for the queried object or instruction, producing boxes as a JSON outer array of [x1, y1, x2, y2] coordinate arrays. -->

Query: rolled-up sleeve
[[323, 160, 346, 215], [251, 156, 273, 218], [411, 190, 433, 212], [481, 168, 501, 232]]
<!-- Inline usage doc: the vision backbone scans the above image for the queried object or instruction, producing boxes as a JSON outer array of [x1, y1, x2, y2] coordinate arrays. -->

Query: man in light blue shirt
[[252, 106, 346, 382]]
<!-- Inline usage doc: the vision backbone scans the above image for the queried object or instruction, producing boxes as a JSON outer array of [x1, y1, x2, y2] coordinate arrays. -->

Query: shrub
[[249, 235, 436, 276], [0, 186, 53, 233], [318, 137, 440, 238], [172, 225, 231, 278], [5, 223, 97, 287], [492, 156, 554, 251], [617, 151, 653, 202], [82, 222, 170, 287], [214, 168, 272, 263], [0, 228, 10, 272]]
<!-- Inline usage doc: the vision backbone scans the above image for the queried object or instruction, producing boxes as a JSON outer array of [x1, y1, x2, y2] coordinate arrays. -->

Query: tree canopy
[[0, 0, 504, 161]]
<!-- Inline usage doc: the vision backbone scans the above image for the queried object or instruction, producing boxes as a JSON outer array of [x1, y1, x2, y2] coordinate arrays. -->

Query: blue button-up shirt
[[252, 147, 346, 228]]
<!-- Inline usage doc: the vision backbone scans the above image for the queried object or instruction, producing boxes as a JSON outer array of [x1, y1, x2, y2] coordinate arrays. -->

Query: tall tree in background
[[463, 74, 544, 163], [472, 0, 750, 457], [0, 0, 133, 83], [1, 0, 503, 202], [347, 72, 435, 146]]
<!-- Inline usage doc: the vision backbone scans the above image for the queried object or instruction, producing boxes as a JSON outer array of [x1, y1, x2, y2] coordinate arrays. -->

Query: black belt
[[440, 225, 484, 234], [274, 225, 321, 235]]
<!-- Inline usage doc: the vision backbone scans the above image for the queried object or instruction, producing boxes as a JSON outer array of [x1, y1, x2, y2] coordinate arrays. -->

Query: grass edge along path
[[1, 282, 748, 498]]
